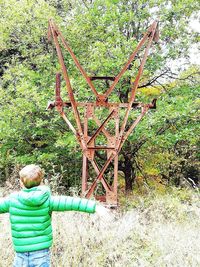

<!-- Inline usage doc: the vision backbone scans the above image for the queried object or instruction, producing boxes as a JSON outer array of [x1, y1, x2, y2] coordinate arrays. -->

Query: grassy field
[[0, 188, 199, 267]]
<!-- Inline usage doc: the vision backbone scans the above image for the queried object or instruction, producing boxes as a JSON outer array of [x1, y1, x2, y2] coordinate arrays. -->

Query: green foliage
[[128, 83, 199, 187], [0, 0, 199, 190]]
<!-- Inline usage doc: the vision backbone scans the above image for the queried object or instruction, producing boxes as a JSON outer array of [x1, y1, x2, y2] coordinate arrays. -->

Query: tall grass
[[0, 188, 199, 267]]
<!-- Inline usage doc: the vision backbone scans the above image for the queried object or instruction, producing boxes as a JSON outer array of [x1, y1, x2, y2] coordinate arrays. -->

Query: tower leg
[[82, 155, 88, 195], [105, 155, 118, 205]]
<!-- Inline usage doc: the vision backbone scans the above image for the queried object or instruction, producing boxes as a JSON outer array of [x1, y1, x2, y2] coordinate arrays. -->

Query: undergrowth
[[0, 187, 199, 267]]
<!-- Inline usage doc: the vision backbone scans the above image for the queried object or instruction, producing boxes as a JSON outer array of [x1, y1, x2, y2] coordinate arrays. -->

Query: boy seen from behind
[[0, 164, 107, 267]]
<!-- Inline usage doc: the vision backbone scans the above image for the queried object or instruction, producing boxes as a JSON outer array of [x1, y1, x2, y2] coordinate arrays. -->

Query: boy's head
[[19, 164, 44, 189]]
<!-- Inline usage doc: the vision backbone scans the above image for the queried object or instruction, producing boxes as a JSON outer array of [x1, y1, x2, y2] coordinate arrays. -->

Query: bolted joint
[[96, 94, 108, 106]]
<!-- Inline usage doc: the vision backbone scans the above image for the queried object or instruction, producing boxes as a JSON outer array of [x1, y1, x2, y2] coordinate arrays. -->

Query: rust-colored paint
[[48, 19, 159, 205]]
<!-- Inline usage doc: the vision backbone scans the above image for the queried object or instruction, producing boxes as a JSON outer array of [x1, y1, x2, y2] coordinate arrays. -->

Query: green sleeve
[[49, 196, 96, 213], [0, 198, 10, 213]]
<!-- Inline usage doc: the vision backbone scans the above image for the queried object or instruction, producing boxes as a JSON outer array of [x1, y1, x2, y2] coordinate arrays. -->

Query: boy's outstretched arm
[[0, 198, 10, 214], [49, 196, 96, 213]]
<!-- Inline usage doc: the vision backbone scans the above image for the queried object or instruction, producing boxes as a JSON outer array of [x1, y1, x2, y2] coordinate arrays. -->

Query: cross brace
[[48, 19, 159, 205]]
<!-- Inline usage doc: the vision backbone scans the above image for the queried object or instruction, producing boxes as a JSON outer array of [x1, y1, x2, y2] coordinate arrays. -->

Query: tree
[[0, 0, 81, 186]]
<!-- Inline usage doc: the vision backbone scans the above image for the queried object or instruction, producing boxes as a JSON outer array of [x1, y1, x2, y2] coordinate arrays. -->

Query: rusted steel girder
[[48, 19, 159, 205]]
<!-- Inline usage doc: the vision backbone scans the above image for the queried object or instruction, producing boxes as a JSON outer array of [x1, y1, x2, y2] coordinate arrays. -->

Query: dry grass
[[0, 188, 199, 267]]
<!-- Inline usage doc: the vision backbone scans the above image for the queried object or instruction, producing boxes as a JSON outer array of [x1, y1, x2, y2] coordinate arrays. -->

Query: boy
[[0, 164, 106, 267]]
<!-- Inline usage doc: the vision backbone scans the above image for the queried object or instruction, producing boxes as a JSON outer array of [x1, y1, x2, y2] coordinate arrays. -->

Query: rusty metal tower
[[48, 19, 159, 205]]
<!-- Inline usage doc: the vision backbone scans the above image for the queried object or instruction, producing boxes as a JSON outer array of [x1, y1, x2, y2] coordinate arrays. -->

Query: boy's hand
[[95, 204, 114, 223]]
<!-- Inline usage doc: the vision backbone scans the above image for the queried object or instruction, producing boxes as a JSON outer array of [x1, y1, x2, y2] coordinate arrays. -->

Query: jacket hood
[[19, 186, 51, 207]]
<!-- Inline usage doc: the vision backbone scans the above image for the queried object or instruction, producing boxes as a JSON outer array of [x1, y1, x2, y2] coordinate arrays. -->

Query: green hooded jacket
[[0, 186, 96, 253]]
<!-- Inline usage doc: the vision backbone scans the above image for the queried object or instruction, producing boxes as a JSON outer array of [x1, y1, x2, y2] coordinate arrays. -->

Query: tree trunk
[[123, 154, 135, 192]]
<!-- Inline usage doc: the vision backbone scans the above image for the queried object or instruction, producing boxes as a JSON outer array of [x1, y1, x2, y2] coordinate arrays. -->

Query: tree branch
[[138, 70, 168, 88]]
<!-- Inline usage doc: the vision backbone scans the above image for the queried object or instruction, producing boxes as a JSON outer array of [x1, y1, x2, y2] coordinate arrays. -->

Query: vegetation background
[[0, 0, 199, 190], [0, 0, 199, 266]]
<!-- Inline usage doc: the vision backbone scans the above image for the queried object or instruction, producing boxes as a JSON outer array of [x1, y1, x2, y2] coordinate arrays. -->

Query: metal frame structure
[[48, 19, 159, 205]]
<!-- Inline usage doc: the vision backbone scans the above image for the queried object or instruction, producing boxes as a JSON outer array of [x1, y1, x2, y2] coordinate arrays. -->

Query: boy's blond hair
[[19, 164, 44, 188]]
